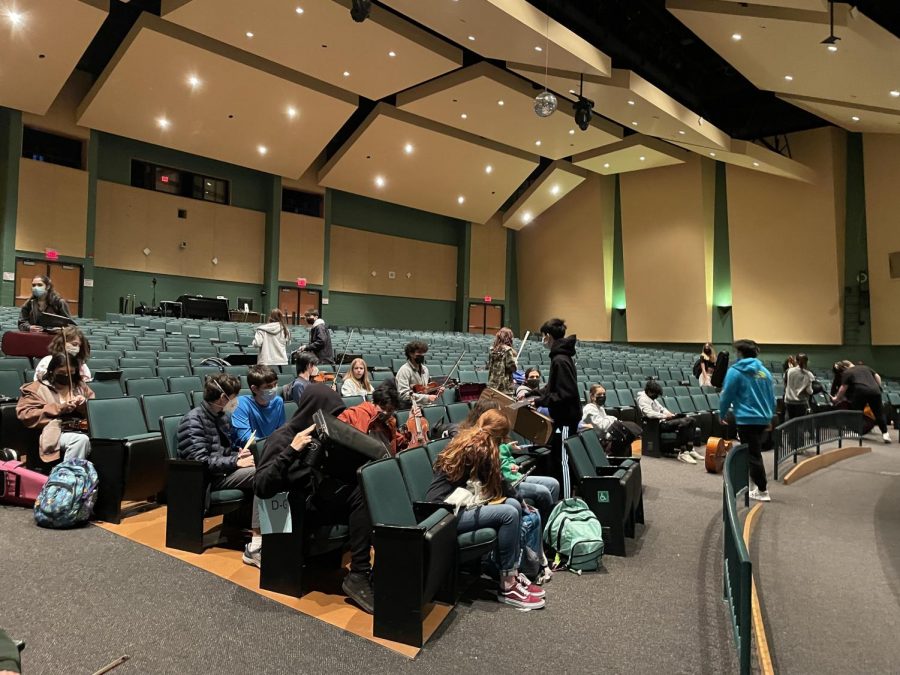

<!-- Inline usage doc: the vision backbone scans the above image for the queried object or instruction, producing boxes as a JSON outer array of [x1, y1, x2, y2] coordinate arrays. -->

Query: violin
[[412, 378, 458, 396], [406, 401, 429, 448], [312, 372, 336, 384]]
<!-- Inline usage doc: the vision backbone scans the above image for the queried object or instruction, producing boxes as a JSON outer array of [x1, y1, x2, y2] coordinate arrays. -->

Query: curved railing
[[772, 410, 864, 480], [723, 443, 751, 675]]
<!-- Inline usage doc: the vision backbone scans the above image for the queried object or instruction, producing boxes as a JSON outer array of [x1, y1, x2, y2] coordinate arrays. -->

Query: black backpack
[[710, 351, 729, 389], [692, 359, 702, 379]]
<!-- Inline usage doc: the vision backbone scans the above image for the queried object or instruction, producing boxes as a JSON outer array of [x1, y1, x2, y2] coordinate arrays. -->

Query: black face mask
[[648, 393, 659, 400], [53, 373, 79, 386], [595, 394, 607, 405], [413, 355, 425, 365], [306, 317, 315, 325], [526, 378, 540, 389]]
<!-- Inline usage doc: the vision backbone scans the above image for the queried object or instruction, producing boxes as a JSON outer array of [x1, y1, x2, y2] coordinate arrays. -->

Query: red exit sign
[[297, 277, 307, 288], [45, 249, 59, 261], [483, 296, 492, 303]]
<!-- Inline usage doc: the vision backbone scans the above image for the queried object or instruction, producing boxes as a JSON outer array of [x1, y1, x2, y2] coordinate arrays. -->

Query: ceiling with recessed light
[[77, 14, 358, 178], [162, 0, 462, 101], [502, 160, 589, 230], [318, 104, 540, 223], [667, 0, 900, 134], [573, 135, 691, 176], [396, 63, 621, 160], [0, 0, 107, 115]]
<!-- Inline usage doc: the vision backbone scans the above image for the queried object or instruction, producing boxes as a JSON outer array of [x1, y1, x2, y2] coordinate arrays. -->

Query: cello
[[704, 436, 733, 474]]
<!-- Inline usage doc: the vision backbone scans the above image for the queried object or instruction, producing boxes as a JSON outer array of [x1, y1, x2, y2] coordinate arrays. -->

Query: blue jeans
[[516, 475, 559, 523], [457, 498, 522, 576]]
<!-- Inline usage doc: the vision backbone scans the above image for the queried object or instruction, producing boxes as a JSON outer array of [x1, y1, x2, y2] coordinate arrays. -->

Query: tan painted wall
[[469, 215, 507, 301], [279, 212, 324, 284], [16, 159, 88, 257], [619, 156, 715, 343], [863, 133, 900, 345], [329, 225, 457, 301], [95, 180, 265, 283], [516, 174, 613, 341], [727, 127, 845, 345], [22, 71, 92, 143]]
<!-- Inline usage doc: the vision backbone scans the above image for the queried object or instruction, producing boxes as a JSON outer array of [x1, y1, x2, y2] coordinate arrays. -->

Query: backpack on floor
[[543, 498, 604, 572], [0, 459, 48, 507], [33, 459, 98, 529]]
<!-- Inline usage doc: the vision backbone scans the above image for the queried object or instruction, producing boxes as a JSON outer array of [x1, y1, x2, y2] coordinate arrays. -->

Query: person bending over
[[426, 409, 546, 610], [396, 340, 436, 408], [718, 339, 777, 502], [18, 275, 70, 332], [338, 380, 408, 455], [299, 309, 334, 364], [340, 358, 374, 396], [17, 353, 94, 463], [254, 384, 375, 614], [833, 361, 891, 444], [177, 374, 262, 566], [34, 328, 92, 383], [784, 354, 816, 420], [287, 352, 319, 406], [636, 379, 701, 465], [230, 365, 286, 447]]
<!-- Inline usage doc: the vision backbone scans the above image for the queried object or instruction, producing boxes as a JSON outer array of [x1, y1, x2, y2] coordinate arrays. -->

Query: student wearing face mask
[[17, 353, 94, 462], [18, 275, 71, 333], [287, 352, 319, 406], [636, 379, 701, 464], [581, 384, 618, 434], [298, 309, 334, 364], [230, 365, 286, 448], [34, 329, 92, 383], [177, 374, 262, 566], [516, 367, 542, 401], [337, 380, 408, 455], [396, 340, 437, 408]]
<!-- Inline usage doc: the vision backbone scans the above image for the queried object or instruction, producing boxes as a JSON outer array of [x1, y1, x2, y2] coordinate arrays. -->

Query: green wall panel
[[326, 291, 456, 331]]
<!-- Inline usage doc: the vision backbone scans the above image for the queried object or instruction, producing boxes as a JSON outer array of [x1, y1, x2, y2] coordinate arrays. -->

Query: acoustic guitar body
[[705, 436, 733, 474]]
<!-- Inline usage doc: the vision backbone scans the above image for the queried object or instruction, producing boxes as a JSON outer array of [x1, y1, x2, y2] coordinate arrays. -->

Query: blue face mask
[[258, 387, 278, 404], [32, 286, 46, 298]]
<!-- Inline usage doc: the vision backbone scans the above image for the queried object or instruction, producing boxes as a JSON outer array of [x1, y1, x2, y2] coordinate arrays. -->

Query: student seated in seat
[[177, 374, 261, 568], [340, 358, 374, 397], [426, 409, 546, 610], [17, 353, 94, 463], [286, 352, 319, 406], [338, 380, 408, 455], [33, 328, 92, 383], [636, 379, 701, 465], [230, 365, 286, 447], [581, 384, 617, 434]]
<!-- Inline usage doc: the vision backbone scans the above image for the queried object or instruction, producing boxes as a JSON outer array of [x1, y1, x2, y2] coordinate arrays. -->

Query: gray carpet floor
[[754, 434, 900, 674], [1, 453, 740, 674]]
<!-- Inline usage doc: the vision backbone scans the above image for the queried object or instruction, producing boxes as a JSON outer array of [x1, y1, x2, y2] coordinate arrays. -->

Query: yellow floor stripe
[[743, 503, 775, 675]]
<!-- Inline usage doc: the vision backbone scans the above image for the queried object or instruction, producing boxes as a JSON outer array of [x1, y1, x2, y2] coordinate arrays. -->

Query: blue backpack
[[34, 459, 98, 529]]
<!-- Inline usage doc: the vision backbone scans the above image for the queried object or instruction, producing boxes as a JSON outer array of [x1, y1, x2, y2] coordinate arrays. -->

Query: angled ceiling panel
[[502, 160, 589, 230], [573, 134, 691, 176]]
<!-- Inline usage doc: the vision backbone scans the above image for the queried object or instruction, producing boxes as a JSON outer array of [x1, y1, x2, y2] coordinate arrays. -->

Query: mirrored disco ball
[[533, 90, 558, 117]]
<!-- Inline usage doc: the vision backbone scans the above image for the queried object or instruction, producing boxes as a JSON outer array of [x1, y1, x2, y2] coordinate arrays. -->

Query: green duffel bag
[[543, 497, 604, 572]]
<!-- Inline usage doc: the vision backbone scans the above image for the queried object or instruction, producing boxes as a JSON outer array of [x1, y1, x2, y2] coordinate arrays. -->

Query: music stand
[[224, 354, 258, 366], [36, 312, 76, 330]]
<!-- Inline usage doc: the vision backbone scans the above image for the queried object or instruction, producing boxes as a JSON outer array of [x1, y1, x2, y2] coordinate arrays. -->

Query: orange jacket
[[338, 402, 407, 456]]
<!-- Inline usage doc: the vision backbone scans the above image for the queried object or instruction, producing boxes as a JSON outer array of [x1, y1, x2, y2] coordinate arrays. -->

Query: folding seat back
[[143, 393, 191, 431], [446, 402, 469, 424], [425, 437, 451, 465], [121, 367, 155, 380], [691, 394, 711, 412], [89, 379, 124, 399], [123, 351, 157, 360], [341, 395, 365, 408], [126, 378, 167, 398], [0, 357, 31, 375], [422, 405, 447, 427], [0, 370, 22, 398], [88, 358, 118, 372], [168, 376, 202, 395], [396, 446, 435, 502], [676, 395, 697, 413], [157, 366, 191, 380]]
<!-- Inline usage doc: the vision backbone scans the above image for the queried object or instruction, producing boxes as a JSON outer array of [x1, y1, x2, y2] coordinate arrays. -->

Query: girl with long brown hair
[[340, 357, 374, 396], [425, 409, 545, 610], [487, 327, 517, 394], [253, 308, 291, 366]]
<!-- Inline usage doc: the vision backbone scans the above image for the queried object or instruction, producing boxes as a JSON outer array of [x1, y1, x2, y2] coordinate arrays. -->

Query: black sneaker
[[0, 448, 18, 461], [342, 572, 375, 614]]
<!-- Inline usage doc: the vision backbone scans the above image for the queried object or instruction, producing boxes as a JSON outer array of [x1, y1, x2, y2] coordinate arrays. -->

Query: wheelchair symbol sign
[[597, 491, 610, 503]]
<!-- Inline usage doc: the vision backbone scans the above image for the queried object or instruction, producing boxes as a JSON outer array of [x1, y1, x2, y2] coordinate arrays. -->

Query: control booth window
[[131, 159, 229, 205]]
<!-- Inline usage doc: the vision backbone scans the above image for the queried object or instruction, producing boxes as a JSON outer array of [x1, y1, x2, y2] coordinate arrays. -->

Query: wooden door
[[278, 288, 300, 322], [485, 304, 503, 334], [14, 259, 40, 307], [48, 262, 81, 317], [468, 303, 486, 334], [299, 290, 321, 317]]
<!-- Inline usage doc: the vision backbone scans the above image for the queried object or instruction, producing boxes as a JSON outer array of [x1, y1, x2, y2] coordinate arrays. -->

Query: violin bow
[[440, 348, 467, 395], [331, 328, 355, 391], [514, 330, 531, 365], [62, 325, 74, 401]]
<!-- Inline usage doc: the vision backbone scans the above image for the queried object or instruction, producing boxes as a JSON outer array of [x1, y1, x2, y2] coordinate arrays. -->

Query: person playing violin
[[287, 352, 319, 406], [396, 340, 436, 409], [338, 381, 408, 455]]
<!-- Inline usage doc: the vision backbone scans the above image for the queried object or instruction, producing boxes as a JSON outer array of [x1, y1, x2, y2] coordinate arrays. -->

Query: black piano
[[176, 295, 230, 320]]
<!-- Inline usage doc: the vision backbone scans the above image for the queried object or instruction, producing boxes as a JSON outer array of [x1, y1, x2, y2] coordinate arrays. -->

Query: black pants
[[661, 417, 695, 448], [737, 425, 768, 492], [850, 393, 888, 434], [784, 402, 809, 421], [313, 482, 371, 575], [549, 422, 579, 499]]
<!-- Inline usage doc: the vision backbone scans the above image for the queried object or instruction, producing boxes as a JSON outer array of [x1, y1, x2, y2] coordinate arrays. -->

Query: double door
[[15, 259, 82, 317], [468, 302, 504, 335], [278, 287, 321, 324]]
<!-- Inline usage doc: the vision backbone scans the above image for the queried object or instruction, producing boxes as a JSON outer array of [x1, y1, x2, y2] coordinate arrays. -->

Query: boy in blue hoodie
[[718, 339, 776, 502]]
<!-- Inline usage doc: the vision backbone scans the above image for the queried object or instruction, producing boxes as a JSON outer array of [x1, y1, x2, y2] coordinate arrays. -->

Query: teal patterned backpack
[[34, 459, 98, 528]]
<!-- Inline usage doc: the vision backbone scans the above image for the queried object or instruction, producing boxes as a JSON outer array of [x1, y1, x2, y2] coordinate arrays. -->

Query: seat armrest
[[413, 501, 450, 521], [608, 455, 640, 465]]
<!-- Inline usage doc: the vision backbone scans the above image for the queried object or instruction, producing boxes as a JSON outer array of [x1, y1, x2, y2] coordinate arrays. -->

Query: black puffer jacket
[[305, 321, 334, 364], [535, 335, 581, 426], [176, 402, 237, 476]]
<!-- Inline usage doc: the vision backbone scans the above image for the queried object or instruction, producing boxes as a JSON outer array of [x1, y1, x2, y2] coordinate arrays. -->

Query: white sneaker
[[749, 488, 771, 502], [883, 432, 892, 444], [677, 451, 697, 465], [688, 448, 704, 462]]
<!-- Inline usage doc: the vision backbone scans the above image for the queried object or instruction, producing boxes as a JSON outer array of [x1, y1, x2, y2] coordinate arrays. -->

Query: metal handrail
[[773, 410, 864, 480], [723, 443, 752, 675]]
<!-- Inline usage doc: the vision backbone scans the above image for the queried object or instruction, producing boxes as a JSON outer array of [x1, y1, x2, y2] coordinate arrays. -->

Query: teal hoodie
[[718, 357, 776, 426]]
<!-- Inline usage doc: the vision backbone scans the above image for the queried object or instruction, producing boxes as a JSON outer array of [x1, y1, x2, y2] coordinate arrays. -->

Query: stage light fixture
[[350, 0, 371, 22], [572, 74, 594, 131]]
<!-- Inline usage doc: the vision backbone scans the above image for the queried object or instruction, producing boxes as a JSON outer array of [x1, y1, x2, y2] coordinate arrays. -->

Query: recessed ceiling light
[[286, 106, 297, 119], [258, 145, 268, 155], [187, 74, 201, 89], [639, 156, 646, 161], [569, 129, 575, 135], [497, 100, 504, 106], [403, 143, 414, 154], [534, 46, 543, 52], [890, 90, 900, 98], [457, 195, 465, 205], [732, 33, 742, 41], [709, 152, 716, 157], [467, 35, 475, 41], [246, 31, 254, 38], [550, 184, 560, 195], [156, 117, 170, 130], [784, 75, 793, 81], [535, 140, 542, 146], [752, 162, 760, 167], [603, 163, 610, 169], [485, 165, 493, 174], [5, 10, 24, 26], [522, 212, 533, 224], [374, 175, 385, 188], [343, 70, 350, 77], [677, 130, 686, 135], [827, 44, 838, 52], [851, 115, 860, 122], [627, 100, 635, 106], [569, 89, 577, 95], [388, 50, 396, 57], [295, 6, 304, 14], [631, 121, 638, 126], [460, 113, 468, 119]]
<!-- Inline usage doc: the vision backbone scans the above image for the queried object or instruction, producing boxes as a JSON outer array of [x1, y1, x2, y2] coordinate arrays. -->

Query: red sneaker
[[517, 573, 546, 598], [499, 583, 546, 610]]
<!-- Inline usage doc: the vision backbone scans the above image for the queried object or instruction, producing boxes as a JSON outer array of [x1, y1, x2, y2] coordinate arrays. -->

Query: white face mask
[[223, 397, 239, 415], [65, 343, 80, 356]]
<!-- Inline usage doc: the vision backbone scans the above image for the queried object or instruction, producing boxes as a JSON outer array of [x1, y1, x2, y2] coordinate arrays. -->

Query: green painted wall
[[326, 291, 456, 331], [843, 132, 870, 345], [505, 228, 519, 334], [0, 108, 22, 306], [91, 267, 261, 317], [712, 161, 734, 344], [610, 175, 627, 342]]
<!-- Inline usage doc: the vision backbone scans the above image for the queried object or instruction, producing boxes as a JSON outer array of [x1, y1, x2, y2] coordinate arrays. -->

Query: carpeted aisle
[[0, 453, 739, 674]]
